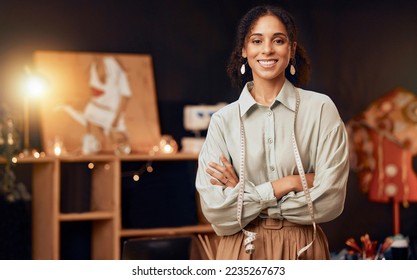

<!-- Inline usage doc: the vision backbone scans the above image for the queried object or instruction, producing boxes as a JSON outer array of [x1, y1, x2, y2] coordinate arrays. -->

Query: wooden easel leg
[[393, 201, 400, 235]]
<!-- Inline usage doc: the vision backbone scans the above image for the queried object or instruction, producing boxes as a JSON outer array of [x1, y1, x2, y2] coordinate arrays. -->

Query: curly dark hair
[[226, 5, 311, 89]]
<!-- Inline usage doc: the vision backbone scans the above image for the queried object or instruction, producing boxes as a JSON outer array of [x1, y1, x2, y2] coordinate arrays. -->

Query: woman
[[195, 5, 349, 260]]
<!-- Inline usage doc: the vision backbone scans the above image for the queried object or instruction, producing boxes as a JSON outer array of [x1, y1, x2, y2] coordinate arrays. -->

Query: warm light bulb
[[158, 135, 178, 154], [163, 144, 173, 153], [25, 75, 47, 98], [50, 136, 64, 156], [54, 145, 62, 156], [146, 165, 153, 173]]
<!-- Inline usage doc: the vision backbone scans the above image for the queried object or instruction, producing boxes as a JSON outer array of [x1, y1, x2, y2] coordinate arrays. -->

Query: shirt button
[[268, 138, 273, 144], [271, 167, 275, 171], [267, 111, 272, 116]]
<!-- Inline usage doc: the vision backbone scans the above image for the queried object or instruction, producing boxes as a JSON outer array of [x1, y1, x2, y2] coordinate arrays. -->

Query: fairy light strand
[[121, 161, 153, 182]]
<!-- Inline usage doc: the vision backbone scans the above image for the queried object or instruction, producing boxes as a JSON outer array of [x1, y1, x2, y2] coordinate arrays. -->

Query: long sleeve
[[196, 80, 349, 235], [268, 95, 350, 224], [196, 108, 278, 236]]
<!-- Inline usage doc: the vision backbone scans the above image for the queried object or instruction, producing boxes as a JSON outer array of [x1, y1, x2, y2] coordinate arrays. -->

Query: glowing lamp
[[24, 75, 47, 98], [157, 135, 178, 154], [20, 67, 48, 157]]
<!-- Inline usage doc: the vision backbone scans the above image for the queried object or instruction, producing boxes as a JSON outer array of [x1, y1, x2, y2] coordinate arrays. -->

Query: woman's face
[[242, 14, 295, 84]]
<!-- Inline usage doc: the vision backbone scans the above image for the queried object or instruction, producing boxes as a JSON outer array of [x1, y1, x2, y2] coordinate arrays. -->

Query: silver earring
[[240, 63, 246, 75]]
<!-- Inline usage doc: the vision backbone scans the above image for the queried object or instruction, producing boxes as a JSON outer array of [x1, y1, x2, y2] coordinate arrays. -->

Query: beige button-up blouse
[[196, 79, 349, 236]]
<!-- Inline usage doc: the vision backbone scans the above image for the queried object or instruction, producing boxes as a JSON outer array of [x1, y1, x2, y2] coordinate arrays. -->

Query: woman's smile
[[258, 59, 278, 68]]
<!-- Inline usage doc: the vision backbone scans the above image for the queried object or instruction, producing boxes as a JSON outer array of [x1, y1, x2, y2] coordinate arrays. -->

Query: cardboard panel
[[33, 51, 161, 154]]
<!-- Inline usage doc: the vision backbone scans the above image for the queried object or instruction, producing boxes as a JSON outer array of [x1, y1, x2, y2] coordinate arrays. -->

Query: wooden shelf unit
[[5, 152, 213, 260]]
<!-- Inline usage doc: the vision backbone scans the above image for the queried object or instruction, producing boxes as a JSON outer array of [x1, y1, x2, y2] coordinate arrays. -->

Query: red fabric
[[366, 129, 417, 203], [347, 88, 417, 204], [91, 87, 104, 97]]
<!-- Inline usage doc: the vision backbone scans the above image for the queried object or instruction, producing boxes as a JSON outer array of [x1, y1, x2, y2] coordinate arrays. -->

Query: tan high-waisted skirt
[[216, 218, 330, 260]]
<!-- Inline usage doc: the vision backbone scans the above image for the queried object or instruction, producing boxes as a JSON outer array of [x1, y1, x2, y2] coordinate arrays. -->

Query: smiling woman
[[242, 15, 293, 96], [195, 5, 350, 260], [227, 5, 311, 91]]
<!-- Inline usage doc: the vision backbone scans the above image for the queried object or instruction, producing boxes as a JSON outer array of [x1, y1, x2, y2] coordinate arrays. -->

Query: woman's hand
[[206, 154, 239, 188], [272, 173, 315, 199]]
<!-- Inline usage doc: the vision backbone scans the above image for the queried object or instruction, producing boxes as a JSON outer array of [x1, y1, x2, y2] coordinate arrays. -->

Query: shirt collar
[[238, 79, 297, 117]]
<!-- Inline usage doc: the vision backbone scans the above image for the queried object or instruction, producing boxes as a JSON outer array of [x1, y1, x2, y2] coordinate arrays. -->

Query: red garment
[[347, 88, 417, 204]]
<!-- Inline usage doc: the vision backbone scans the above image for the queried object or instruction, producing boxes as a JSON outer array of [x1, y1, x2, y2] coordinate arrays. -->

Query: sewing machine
[[181, 103, 226, 153]]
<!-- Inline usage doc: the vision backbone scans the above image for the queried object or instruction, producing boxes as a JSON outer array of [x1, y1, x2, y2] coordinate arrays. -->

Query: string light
[[133, 174, 140, 182], [121, 161, 153, 182], [146, 165, 153, 173]]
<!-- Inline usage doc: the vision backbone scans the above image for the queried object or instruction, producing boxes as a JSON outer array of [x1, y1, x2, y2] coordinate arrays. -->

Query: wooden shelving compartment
[[5, 152, 214, 260]]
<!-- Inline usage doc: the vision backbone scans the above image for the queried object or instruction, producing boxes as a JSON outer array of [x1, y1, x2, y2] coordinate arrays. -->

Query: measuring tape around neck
[[236, 88, 316, 258]]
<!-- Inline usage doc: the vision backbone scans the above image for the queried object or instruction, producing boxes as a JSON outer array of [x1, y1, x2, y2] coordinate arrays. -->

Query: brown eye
[[274, 38, 285, 44]]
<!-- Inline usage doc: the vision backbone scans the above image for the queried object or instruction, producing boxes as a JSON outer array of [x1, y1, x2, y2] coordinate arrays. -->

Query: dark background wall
[[1, 0, 417, 258]]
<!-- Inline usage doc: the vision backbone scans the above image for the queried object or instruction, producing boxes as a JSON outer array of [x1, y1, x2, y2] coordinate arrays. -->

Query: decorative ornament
[[111, 132, 131, 155], [404, 100, 417, 123], [0, 110, 31, 203], [81, 133, 101, 155]]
